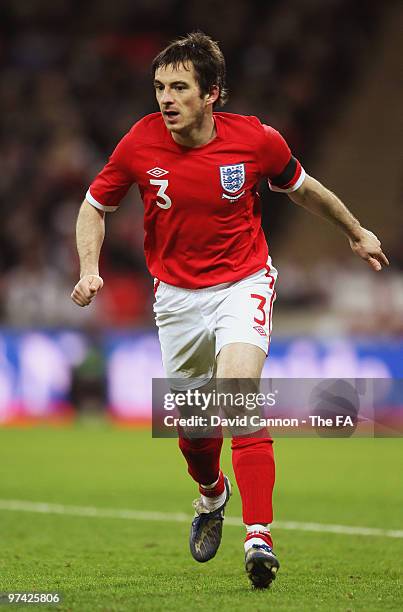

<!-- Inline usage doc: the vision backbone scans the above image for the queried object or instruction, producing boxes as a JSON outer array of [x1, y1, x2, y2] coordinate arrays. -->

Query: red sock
[[245, 531, 273, 549], [178, 432, 223, 486], [231, 428, 275, 524], [199, 470, 225, 497]]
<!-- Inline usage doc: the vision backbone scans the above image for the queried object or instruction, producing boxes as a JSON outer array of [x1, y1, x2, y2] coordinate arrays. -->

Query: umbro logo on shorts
[[253, 325, 267, 337], [147, 167, 169, 177]]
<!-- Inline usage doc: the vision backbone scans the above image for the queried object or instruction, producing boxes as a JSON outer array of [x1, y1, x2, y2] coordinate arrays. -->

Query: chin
[[162, 117, 185, 134], [166, 124, 184, 134]]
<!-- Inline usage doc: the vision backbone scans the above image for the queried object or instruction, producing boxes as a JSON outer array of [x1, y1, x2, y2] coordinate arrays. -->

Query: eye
[[174, 85, 185, 91]]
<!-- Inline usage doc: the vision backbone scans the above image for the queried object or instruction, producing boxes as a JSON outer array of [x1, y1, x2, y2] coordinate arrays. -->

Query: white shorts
[[153, 259, 277, 390]]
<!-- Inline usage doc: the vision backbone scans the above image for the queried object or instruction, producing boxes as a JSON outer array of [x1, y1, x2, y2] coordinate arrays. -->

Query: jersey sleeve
[[86, 132, 134, 212], [259, 125, 305, 193]]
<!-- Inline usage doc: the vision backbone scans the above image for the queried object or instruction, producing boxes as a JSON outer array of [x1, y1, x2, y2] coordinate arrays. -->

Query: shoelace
[[251, 543, 273, 554]]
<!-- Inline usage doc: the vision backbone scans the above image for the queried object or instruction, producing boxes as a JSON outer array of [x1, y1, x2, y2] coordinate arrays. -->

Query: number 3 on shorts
[[150, 179, 172, 209], [251, 293, 267, 326]]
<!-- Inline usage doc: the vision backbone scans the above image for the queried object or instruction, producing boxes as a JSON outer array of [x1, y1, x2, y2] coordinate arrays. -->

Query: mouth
[[163, 110, 180, 123]]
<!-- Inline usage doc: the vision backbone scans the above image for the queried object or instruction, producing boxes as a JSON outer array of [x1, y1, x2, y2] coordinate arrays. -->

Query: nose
[[160, 88, 174, 105]]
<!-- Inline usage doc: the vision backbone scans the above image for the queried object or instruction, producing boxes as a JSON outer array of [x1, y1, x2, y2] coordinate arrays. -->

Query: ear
[[205, 85, 220, 106]]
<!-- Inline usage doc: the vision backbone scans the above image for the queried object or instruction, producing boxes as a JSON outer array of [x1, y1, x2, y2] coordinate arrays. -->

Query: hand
[[348, 228, 389, 272], [71, 274, 104, 307]]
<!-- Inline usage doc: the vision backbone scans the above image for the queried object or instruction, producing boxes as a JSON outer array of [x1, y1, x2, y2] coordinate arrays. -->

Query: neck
[[171, 113, 216, 148]]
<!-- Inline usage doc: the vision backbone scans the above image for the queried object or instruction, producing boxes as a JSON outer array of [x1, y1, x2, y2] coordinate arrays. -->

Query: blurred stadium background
[[0, 0, 402, 423]]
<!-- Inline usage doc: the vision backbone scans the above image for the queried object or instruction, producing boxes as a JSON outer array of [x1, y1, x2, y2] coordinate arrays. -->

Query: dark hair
[[152, 31, 228, 107]]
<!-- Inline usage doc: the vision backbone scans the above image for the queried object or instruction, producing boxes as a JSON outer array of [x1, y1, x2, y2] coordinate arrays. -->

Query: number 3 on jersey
[[150, 179, 172, 209]]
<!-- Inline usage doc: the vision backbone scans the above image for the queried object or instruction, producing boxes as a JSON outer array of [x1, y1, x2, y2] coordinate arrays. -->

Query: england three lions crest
[[220, 163, 245, 194]]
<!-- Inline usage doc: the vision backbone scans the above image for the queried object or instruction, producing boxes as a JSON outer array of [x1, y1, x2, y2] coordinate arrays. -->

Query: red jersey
[[87, 112, 305, 288]]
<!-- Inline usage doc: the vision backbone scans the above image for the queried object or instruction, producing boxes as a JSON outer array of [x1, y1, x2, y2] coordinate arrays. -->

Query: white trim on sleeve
[[268, 167, 306, 193], [86, 189, 119, 212]]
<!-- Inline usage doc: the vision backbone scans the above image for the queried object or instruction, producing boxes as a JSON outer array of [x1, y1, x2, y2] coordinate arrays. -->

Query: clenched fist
[[71, 274, 104, 307]]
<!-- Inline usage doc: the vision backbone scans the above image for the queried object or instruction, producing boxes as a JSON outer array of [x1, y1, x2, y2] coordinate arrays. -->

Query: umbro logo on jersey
[[253, 325, 267, 337], [147, 167, 169, 177]]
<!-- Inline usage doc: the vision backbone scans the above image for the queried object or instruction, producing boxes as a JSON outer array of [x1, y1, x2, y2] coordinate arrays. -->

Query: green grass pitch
[[0, 424, 402, 611]]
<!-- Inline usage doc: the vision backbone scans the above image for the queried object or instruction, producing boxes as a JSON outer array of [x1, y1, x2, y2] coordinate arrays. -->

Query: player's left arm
[[288, 174, 389, 272]]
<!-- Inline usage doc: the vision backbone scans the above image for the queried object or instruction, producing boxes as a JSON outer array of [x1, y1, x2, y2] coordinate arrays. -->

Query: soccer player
[[71, 32, 389, 588]]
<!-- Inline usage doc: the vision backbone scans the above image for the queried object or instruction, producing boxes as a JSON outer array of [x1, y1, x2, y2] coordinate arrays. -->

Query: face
[[154, 62, 215, 135]]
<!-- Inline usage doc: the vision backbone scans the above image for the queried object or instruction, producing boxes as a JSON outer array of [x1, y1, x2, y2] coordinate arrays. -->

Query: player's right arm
[[71, 200, 105, 307], [71, 125, 137, 307]]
